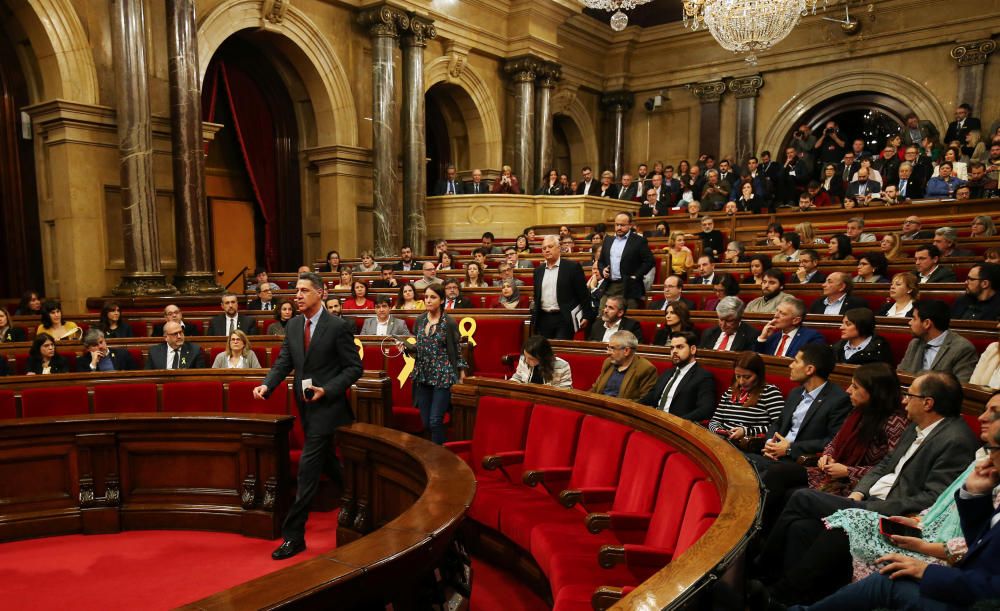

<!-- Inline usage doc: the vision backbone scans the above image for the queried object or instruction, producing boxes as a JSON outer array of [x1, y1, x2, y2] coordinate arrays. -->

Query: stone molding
[[503, 56, 545, 82], [950, 39, 997, 66], [688, 80, 727, 103], [401, 13, 437, 46], [357, 4, 409, 38], [728, 75, 764, 99], [261, 0, 289, 25]]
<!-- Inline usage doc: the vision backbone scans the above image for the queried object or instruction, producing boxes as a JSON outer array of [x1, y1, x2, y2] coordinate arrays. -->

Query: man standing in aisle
[[254, 272, 363, 560]]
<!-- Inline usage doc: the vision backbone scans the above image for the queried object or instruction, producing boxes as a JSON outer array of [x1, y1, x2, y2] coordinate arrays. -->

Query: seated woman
[[732, 180, 764, 214], [491, 165, 521, 194], [321, 250, 339, 273], [15, 290, 43, 316], [267, 299, 295, 336], [854, 252, 890, 284], [492, 280, 521, 310], [760, 362, 907, 531], [36, 300, 81, 341], [515, 234, 532, 256], [826, 233, 854, 261], [462, 261, 488, 289], [396, 282, 425, 311], [334, 267, 353, 291], [0, 306, 26, 343], [653, 301, 699, 345], [212, 329, 262, 369], [536, 168, 565, 195], [343, 280, 375, 310], [931, 146, 968, 180], [25, 333, 70, 375], [704, 273, 740, 312], [436, 250, 456, 272], [851, 156, 883, 184], [805, 180, 832, 207], [970, 321, 1000, 388], [970, 215, 996, 239], [745, 254, 773, 285], [97, 301, 133, 338], [820, 163, 844, 205], [878, 272, 919, 317], [879, 232, 903, 259], [353, 250, 380, 273], [708, 352, 784, 448], [510, 335, 572, 389], [665, 231, 695, 278], [794, 222, 825, 245], [833, 308, 894, 365]]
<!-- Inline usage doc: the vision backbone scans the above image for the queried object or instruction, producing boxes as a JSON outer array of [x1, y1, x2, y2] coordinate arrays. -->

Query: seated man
[[503, 246, 533, 269], [325, 297, 356, 332], [898, 300, 979, 382], [745, 269, 792, 314], [413, 261, 443, 291], [434, 164, 465, 196], [77, 329, 136, 372], [845, 167, 881, 204], [360, 296, 411, 336], [206, 294, 256, 336], [248, 285, 277, 311], [442, 279, 474, 309], [952, 262, 1000, 321], [772, 231, 801, 263], [894, 162, 925, 200], [754, 297, 826, 358], [481, 231, 503, 255], [589, 330, 658, 400], [845, 217, 877, 243], [899, 215, 934, 240], [648, 275, 695, 311], [700, 296, 759, 352], [808, 272, 870, 315], [393, 245, 417, 272], [153, 304, 199, 337], [914, 244, 958, 283], [793, 249, 826, 284], [492, 262, 526, 288], [933, 226, 975, 258], [371, 266, 399, 289], [694, 254, 718, 285], [247, 267, 279, 293], [697, 216, 725, 256], [145, 321, 206, 369], [587, 295, 644, 343], [639, 331, 716, 422]]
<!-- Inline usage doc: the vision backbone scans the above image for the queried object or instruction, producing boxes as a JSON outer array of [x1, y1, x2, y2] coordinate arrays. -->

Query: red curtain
[[203, 60, 279, 271]]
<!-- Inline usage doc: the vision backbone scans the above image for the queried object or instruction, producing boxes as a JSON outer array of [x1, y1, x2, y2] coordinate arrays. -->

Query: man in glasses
[[589, 330, 657, 401], [951, 263, 1000, 321]]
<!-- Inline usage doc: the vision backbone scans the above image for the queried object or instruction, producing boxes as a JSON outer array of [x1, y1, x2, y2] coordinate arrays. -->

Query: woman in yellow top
[[396, 282, 426, 310], [36, 300, 82, 341], [665, 230, 695, 278]]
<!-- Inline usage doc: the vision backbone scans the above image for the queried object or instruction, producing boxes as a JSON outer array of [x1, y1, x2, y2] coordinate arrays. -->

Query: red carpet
[[0, 510, 339, 610], [470, 556, 550, 611]]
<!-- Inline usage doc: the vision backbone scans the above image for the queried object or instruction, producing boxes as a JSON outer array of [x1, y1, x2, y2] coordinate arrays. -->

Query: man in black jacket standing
[[597, 212, 655, 310], [640, 331, 717, 422], [532, 235, 593, 340]]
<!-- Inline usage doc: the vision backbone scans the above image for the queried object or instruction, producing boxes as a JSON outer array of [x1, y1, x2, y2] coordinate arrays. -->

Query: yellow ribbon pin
[[354, 337, 364, 360], [397, 337, 417, 388], [458, 317, 477, 347]]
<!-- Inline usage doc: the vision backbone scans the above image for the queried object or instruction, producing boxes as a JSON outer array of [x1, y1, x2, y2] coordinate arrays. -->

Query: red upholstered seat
[[93, 383, 158, 413], [228, 380, 287, 414], [252, 346, 268, 367], [127, 348, 144, 369], [466, 317, 527, 379], [0, 390, 16, 419], [765, 373, 797, 397], [209, 347, 224, 363], [639, 321, 661, 345], [128, 321, 148, 337], [444, 396, 533, 479], [557, 353, 607, 391], [21, 386, 90, 418], [161, 381, 224, 412]]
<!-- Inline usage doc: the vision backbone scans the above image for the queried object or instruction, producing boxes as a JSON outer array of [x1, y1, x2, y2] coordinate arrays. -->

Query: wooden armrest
[[586, 511, 652, 534], [598, 544, 625, 568], [586, 512, 611, 534], [522, 467, 571, 487], [500, 353, 519, 366], [560, 487, 616, 509], [482, 451, 525, 470], [591, 586, 625, 611]]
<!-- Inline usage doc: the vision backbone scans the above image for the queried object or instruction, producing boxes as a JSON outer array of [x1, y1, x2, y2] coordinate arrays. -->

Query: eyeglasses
[[902, 391, 927, 400], [966, 276, 982, 282]]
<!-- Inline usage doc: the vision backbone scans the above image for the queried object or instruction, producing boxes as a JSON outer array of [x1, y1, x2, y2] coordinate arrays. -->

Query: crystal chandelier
[[579, 0, 654, 32], [683, 0, 826, 64]]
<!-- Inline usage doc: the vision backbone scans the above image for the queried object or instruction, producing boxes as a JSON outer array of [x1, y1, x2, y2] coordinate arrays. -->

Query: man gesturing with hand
[[254, 272, 363, 560]]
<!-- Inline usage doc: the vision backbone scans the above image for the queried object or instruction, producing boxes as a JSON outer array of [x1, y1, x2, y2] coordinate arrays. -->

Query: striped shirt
[[708, 384, 785, 437]]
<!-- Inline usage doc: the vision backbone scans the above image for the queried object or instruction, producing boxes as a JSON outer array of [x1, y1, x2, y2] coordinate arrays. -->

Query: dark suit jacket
[[597, 232, 655, 302], [845, 179, 882, 199], [443, 296, 475, 310], [766, 382, 851, 460], [795, 270, 827, 284], [152, 321, 199, 337], [247, 299, 276, 311], [754, 326, 826, 358], [899, 229, 934, 241], [464, 181, 489, 195], [26, 354, 70, 375], [921, 491, 1000, 607], [699, 321, 759, 352], [76, 347, 137, 372], [434, 179, 465, 196], [833, 335, 895, 365], [648, 297, 696, 311], [207, 313, 256, 336], [262, 310, 364, 435], [898, 330, 979, 382], [639, 362, 717, 422], [808, 294, 871, 316], [922, 266, 958, 283], [613, 183, 638, 201], [531, 258, 595, 333], [697, 230, 725, 257], [587, 316, 644, 344], [855, 416, 979, 516], [944, 117, 982, 147], [536, 182, 566, 196], [145, 342, 206, 369], [392, 260, 418, 272], [577, 180, 601, 196], [1, 327, 26, 342]]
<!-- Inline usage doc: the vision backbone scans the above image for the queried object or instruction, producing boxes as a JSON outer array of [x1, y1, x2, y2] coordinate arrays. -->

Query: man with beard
[[639, 331, 717, 421], [746, 269, 792, 314], [951, 263, 1000, 321]]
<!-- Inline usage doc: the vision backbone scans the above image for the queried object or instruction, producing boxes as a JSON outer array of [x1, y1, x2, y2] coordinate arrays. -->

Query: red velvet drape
[[202, 60, 279, 271]]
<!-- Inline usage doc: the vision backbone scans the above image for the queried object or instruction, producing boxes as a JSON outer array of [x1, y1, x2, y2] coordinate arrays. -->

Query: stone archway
[[759, 70, 948, 154], [423, 57, 502, 170], [551, 91, 600, 175]]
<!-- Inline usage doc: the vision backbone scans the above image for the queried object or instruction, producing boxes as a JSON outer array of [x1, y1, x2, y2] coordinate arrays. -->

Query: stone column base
[[173, 272, 224, 295], [112, 273, 178, 296]]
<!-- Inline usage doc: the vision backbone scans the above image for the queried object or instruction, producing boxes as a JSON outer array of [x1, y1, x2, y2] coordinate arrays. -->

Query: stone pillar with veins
[[535, 62, 561, 186], [504, 56, 543, 195], [728, 75, 763, 165], [601, 91, 634, 180], [401, 14, 436, 252], [950, 40, 995, 126], [688, 80, 727, 160]]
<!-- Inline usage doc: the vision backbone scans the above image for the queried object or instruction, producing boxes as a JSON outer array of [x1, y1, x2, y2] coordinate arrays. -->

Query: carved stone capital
[[445, 41, 471, 79], [601, 90, 634, 112], [401, 13, 436, 47], [358, 4, 409, 39], [537, 61, 562, 88], [261, 0, 289, 25], [111, 273, 178, 296], [688, 80, 727, 103], [950, 39, 997, 66], [504, 56, 545, 83], [728, 75, 764, 99]]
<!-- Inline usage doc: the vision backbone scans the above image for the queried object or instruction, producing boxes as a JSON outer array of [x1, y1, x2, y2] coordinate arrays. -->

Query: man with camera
[[791, 123, 818, 174], [814, 121, 846, 173]]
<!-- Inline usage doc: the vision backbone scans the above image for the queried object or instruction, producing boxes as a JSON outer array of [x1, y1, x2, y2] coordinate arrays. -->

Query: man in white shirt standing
[[531, 235, 593, 340]]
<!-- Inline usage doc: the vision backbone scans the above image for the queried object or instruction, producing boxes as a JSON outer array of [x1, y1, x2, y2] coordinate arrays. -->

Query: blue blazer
[[920, 491, 1000, 606], [754, 326, 826, 358]]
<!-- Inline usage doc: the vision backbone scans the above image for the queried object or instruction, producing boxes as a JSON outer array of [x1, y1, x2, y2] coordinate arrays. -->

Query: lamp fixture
[[578, 0, 654, 32]]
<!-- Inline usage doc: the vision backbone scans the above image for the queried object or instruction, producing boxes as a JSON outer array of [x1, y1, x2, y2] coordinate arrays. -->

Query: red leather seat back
[[209, 347, 224, 364], [21, 386, 90, 418], [470, 396, 533, 473], [228, 380, 287, 414], [465, 318, 526, 379], [567, 417, 631, 490], [522, 404, 585, 474], [640, 321, 662, 345], [252, 347, 268, 367], [93, 383, 158, 413], [764, 375, 796, 398], [0, 390, 16, 419], [386, 357, 413, 406], [674, 480, 721, 555], [129, 321, 148, 337], [644, 453, 705, 551], [161, 381, 224, 412], [557, 353, 607, 391], [612, 433, 675, 513]]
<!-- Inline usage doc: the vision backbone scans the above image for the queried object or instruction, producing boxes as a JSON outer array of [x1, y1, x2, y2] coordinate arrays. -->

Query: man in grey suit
[[898, 300, 978, 383], [360, 296, 411, 336], [254, 272, 363, 560]]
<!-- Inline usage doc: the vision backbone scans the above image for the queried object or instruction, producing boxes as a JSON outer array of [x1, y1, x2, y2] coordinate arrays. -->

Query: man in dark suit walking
[[254, 272, 363, 560], [207, 294, 256, 336], [532, 234, 593, 340], [639, 331, 717, 422], [597, 211, 655, 310], [145, 321, 206, 369]]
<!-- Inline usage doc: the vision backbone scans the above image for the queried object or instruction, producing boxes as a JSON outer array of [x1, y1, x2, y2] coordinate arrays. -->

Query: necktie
[[448, 181, 454, 194], [899, 180, 907, 196], [228, 318, 235, 335], [776, 333, 790, 357], [170, 349, 179, 369], [718, 333, 731, 351], [447, 299, 454, 309], [304, 319, 312, 353], [657, 371, 681, 411]]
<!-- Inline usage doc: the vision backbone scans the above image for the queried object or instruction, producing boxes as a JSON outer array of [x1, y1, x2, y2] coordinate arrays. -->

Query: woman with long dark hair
[[653, 301, 698, 345], [704, 274, 741, 312], [708, 352, 784, 446], [25, 333, 70, 375], [98, 301, 134, 338], [408, 284, 468, 444], [746, 254, 773, 285], [267, 299, 295, 336], [510, 335, 572, 388], [36, 300, 81, 341], [343, 280, 374, 310], [15, 290, 43, 316], [826, 233, 854, 261]]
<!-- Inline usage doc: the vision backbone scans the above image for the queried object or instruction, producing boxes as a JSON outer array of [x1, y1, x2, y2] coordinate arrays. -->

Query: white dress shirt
[[540, 260, 560, 312]]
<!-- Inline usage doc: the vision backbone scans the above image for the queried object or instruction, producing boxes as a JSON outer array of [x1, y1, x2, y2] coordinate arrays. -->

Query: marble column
[[535, 62, 561, 185], [601, 91, 634, 179], [166, 0, 220, 294], [109, 0, 175, 295], [401, 14, 436, 252], [688, 80, 727, 159], [359, 5, 408, 257], [950, 40, 996, 121], [728, 75, 764, 164], [504, 56, 543, 195]]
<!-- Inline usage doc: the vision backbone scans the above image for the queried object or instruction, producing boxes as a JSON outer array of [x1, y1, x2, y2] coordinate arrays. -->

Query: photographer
[[791, 123, 818, 174], [815, 120, 846, 170], [491, 164, 521, 194], [77, 328, 136, 372]]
